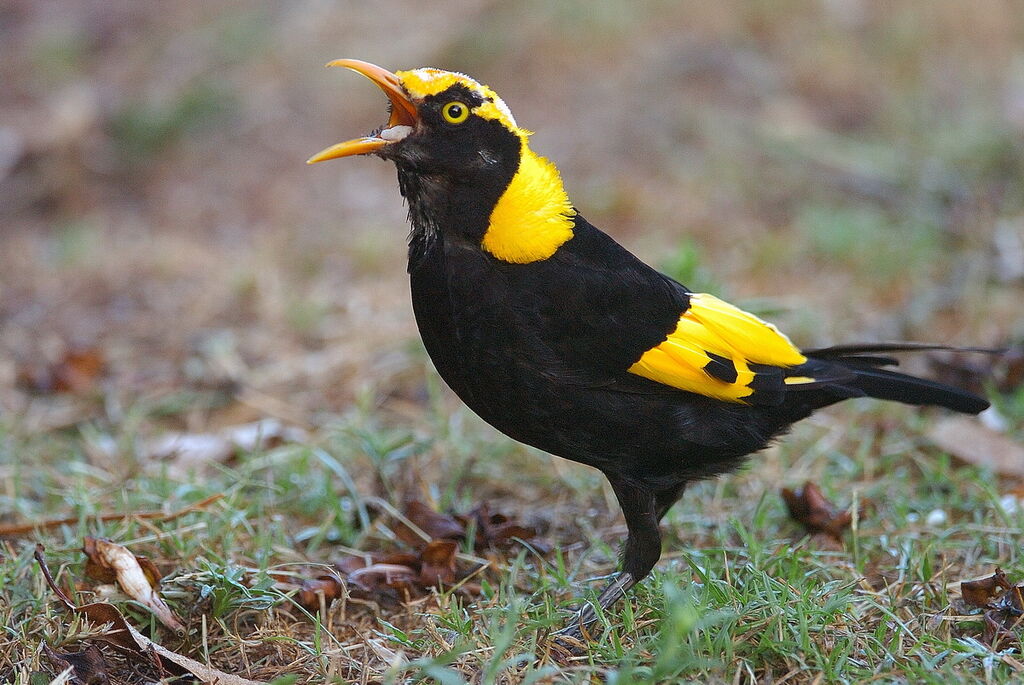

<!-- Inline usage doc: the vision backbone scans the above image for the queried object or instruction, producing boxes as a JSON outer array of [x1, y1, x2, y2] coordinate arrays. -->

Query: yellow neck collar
[[481, 141, 575, 264]]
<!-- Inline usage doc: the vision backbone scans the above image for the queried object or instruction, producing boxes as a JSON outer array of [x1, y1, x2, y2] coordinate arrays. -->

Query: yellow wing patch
[[628, 293, 807, 403]]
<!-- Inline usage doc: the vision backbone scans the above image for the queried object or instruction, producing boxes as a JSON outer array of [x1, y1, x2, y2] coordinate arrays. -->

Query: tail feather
[[845, 365, 990, 414], [807, 342, 1004, 357], [805, 343, 994, 415]]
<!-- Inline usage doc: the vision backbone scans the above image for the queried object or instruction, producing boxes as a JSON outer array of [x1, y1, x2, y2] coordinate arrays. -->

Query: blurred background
[[2, 0, 1022, 429]]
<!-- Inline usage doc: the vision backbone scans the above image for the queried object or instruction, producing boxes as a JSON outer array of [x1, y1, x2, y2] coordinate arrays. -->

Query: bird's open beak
[[307, 59, 419, 164]]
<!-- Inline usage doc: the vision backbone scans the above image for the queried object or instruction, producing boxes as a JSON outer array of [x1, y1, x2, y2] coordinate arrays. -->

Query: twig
[[0, 493, 224, 537]]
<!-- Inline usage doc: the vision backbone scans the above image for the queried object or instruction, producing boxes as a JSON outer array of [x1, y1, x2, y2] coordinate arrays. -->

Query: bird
[[307, 59, 991, 640]]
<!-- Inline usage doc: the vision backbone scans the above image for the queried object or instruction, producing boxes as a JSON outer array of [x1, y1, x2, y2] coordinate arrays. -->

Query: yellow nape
[[628, 293, 807, 403], [482, 144, 576, 264]]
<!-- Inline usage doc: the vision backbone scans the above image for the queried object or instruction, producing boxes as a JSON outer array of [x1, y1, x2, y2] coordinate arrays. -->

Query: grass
[[3, 380, 1024, 683]]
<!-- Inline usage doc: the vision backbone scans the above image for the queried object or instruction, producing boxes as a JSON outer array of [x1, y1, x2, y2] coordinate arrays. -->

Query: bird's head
[[308, 59, 524, 174], [309, 60, 575, 264]]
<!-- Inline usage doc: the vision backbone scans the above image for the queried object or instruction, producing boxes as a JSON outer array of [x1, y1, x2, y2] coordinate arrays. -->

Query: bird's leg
[[556, 476, 661, 640], [654, 482, 687, 522]]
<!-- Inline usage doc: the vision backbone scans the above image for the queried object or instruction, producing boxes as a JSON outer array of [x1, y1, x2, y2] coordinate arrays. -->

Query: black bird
[[308, 60, 990, 638]]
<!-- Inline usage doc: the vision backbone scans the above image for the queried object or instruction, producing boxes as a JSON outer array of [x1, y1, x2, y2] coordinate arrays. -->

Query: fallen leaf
[[295, 575, 345, 612], [325, 545, 465, 603], [984, 611, 1021, 650], [395, 500, 465, 547], [144, 419, 307, 473], [17, 346, 105, 395], [126, 620, 268, 685], [997, 584, 1024, 616], [300, 501, 541, 608], [35, 545, 266, 685], [42, 643, 109, 685], [418, 540, 458, 587], [81, 537, 184, 634], [348, 562, 419, 595], [962, 568, 1013, 608], [958, 567, 1024, 649], [396, 500, 539, 551], [36, 544, 161, 654], [781, 481, 855, 543], [929, 416, 1024, 477], [464, 502, 539, 549]]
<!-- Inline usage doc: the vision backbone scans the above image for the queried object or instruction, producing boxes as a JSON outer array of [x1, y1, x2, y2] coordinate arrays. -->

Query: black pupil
[[448, 103, 463, 119]]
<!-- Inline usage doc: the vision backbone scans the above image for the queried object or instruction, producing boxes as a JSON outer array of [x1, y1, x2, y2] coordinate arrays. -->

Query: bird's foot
[[548, 571, 637, 655], [548, 610, 594, 658]]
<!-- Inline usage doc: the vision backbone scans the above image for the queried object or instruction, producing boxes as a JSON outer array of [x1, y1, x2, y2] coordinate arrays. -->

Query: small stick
[[0, 493, 224, 537]]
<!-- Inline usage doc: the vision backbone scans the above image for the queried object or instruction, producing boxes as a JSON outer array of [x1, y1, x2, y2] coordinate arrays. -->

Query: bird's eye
[[442, 101, 470, 124]]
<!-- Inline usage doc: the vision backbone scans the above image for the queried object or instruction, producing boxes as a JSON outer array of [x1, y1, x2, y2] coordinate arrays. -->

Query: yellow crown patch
[[396, 68, 521, 133]]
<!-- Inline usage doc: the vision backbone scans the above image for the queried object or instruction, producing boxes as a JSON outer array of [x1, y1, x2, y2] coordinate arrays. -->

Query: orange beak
[[307, 59, 419, 164]]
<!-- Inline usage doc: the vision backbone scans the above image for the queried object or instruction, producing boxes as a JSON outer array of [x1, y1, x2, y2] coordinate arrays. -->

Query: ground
[[2, 1, 1024, 683]]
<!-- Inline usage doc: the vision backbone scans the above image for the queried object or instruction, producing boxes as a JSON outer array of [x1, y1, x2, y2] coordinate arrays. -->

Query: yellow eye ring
[[442, 101, 470, 124]]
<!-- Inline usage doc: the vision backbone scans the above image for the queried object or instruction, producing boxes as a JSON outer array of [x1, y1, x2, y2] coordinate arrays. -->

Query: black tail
[[806, 343, 994, 415]]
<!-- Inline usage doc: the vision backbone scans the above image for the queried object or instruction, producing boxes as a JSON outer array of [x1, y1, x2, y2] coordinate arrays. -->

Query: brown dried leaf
[[997, 584, 1024, 616], [395, 500, 465, 547], [75, 601, 142, 653], [35, 545, 266, 685], [929, 416, 1024, 477], [419, 540, 458, 587], [380, 551, 422, 568], [485, 522, 537, 546], [81, 537, 184, 634], [781, 481, 855, 543], [17, 346, 105, 395], [958, 567, 1024, 648], [962, 568, 1013, 608], [457, 502, 539, 551], [295, 575, 345, 612], [335, 554, 377, 575], [348, 562, 418, 594], [42, 643, 109, 685], [472, 503, 538, 549], [327, 501, 539, 604], [984, 610, 1021, 650], [36, 544, 162, 655]]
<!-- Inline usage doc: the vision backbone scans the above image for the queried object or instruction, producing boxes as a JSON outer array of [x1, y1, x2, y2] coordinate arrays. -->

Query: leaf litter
[[285, 499, 543, 613], [960, 568, 1024, 649], [34, 544, 266, 685], [928, 415, 1024, 478], [41, 643, 110, 685], [781, 480, 859, 545], [16, 345, 106, 395], [82, 536, 185, 634]]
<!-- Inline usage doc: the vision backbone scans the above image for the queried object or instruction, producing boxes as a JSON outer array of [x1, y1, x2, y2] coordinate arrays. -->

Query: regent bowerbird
[[308, 59, 990, 640]]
